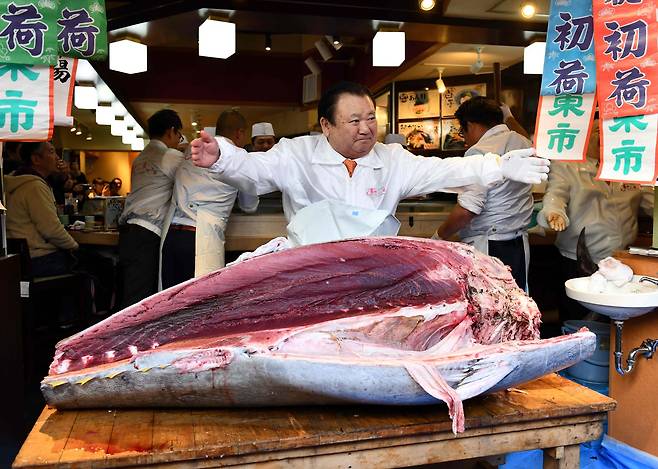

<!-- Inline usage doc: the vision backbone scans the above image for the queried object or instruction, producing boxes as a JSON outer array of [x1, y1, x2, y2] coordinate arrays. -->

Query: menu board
[[441, 84, 487, 117], [397, 89, 440, 119], [398, 120, 440, 150], [441, 118, 465, 150]]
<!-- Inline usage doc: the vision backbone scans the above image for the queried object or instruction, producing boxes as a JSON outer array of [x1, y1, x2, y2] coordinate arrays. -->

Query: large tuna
[[42, 237, 595, 434]]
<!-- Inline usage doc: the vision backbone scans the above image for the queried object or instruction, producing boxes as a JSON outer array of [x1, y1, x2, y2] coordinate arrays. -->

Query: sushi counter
[[14, 374, 614, 469]]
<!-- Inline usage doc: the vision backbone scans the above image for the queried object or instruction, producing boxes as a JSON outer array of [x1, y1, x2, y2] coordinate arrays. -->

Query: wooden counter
[[13, 374, 614, 468], [69, 212, 559, 252]]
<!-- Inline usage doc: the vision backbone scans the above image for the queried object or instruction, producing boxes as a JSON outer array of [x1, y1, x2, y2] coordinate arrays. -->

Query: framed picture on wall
[[397, 89, 440, 119], [398, 119, 440, 151], [441, 83, 487, 117], [441, 118, 465, 151]]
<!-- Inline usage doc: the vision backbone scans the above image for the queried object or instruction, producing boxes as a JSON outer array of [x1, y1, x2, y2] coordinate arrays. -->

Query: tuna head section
[[42, 237, 594, 434]]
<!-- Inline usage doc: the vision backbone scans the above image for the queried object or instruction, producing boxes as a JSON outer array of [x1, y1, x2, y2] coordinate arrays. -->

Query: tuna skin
[[42, 237, 595, 434]]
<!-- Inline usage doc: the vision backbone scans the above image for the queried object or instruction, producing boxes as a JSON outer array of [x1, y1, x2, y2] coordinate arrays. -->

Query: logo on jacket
[[366, 186, 387, 197]]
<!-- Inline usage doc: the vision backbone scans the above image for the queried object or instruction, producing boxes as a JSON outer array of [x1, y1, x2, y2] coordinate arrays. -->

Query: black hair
[[147, 109, 182, 138], [317, 81, 374, 125], [18, 142, 46, 166], [216, 109, 247, 137], [454, 96, 503, 130]]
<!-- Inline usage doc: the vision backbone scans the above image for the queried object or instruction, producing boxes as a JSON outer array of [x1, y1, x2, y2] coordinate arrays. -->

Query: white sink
[[565, 275, 658, 320]]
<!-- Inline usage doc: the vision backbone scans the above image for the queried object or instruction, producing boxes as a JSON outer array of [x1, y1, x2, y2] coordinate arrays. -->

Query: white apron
[[287, 199, 400, 247]]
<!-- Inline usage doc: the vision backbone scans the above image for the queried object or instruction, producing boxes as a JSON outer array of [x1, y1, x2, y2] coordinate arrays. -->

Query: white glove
[[500, 148, 550, 184], [500, 104, 513, 121], [430, 230, 442, 240]]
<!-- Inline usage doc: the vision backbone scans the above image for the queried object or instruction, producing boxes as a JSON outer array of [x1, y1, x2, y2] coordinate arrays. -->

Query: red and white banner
[[53, 56, 77, 126]]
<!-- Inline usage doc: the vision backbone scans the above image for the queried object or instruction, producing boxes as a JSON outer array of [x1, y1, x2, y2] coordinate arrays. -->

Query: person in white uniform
[[161, 110, 259, 288], [251, 122, 276, 152], [118, 109, 184, 308], [189, 81, 550, 245], [433, 97, 533, 290], [537, 118, 653, 320]]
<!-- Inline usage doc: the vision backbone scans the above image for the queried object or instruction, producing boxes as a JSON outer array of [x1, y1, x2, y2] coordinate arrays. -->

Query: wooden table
[[14, 374, 614, 468]]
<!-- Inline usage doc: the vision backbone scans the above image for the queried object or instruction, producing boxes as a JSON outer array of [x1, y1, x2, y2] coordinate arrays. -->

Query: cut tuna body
[[42, 237, 595, 434]]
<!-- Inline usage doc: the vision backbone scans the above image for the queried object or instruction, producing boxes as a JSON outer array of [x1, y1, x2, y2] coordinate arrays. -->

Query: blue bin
[[562, 320, 610, 384]]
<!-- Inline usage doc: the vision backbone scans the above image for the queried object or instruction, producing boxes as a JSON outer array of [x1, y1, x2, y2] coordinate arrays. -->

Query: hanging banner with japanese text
[[535, 93, 597, 161], [541, 0, 596, 96], [598, 113, 658, 183], [53, 56, 76, 126], [57, 0, 107, 60], [0, 63, 53, 140], [0, 1, 59, 65], [594, 0, 658, 119]]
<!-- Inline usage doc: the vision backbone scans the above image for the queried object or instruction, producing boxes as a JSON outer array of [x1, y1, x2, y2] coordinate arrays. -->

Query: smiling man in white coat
[[190, 81, 549, 245]]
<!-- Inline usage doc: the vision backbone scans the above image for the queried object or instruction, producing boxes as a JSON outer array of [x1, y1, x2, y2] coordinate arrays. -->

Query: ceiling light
[[265, 33, 272, 51], [524, 42, 546, 74], [96, 104, 114, 125], [112, 101, 127, 118], [96, 81, 114, 103], [75, 60, 98, 83], [111, 118, 127, 137], [373, 31, 405, 67], [333, 35, 340, 45], [470, 47, 483, 74], [326, 35, 342, 50], [419, 0, 436, 11], [435, 67, 446, 94], [198, 18, 236, 59], [315, 39, 333, 61], [131, 138, 145, 151], [191, 120, 198, 127], [304, 56, 321, 75], [70, 126, 76, 133], [86, 133, 92, 141], [520, 1, 536, 18], [74, 84, 97, 109], [75, 128, 82, 136], [110, 38, 148, 74], [122, 129, 137, 145]]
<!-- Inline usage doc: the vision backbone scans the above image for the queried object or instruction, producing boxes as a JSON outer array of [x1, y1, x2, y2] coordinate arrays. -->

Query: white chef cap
[[251, 122, 275, 138]]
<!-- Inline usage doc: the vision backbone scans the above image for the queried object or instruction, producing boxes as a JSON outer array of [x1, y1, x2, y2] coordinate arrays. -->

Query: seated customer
[[4, 142, 79, 277]]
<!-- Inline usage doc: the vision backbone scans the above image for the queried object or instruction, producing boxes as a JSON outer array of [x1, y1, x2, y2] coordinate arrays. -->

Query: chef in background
[[161, 109, 259, 288], [189, 81, 549, 247], [537, 118, 653, 320], [251, 122, 276, 152], [433, 97, 533, 291]]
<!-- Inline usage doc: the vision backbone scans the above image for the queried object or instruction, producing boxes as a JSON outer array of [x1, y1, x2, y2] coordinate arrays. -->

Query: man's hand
[[547, 212, 566, 231], [500, 148, 550, 184], [190, 130, 220, 168]]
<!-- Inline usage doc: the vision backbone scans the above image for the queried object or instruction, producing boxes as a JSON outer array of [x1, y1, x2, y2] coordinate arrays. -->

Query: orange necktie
[[343, 159, 357, 177]]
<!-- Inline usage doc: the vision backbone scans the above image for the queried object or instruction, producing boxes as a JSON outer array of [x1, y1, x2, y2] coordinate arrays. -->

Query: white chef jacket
[[458, 124, 534, 241], [208, 134, 507, 222], [171, 158, 259, 227], [120, 139, 184, 236], [538, 156, 654, 263]]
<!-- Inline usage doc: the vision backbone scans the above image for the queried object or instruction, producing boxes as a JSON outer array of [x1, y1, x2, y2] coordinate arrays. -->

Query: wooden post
[[493, 62, 501, 103]]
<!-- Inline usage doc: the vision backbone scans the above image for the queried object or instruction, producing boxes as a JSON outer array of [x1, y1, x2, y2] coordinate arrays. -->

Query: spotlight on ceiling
[[314, 39, 333, 61], [86, 133, 93, 141], [435, 67, 446, 94], [372, 31, 405, 67], [419, 0, 436, 11], [520, 1, 536, 18], [198, 17, 236, 59], [265, 33, 272, 51]]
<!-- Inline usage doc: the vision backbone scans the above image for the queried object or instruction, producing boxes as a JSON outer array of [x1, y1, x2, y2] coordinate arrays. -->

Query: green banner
[[0, 1, 59, 65], [57, 0, 107, 60], [0, 1, 107, 65]]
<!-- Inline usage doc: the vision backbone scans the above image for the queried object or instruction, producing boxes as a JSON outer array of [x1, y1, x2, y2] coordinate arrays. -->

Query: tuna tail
[[576, 227, 598, 276]]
